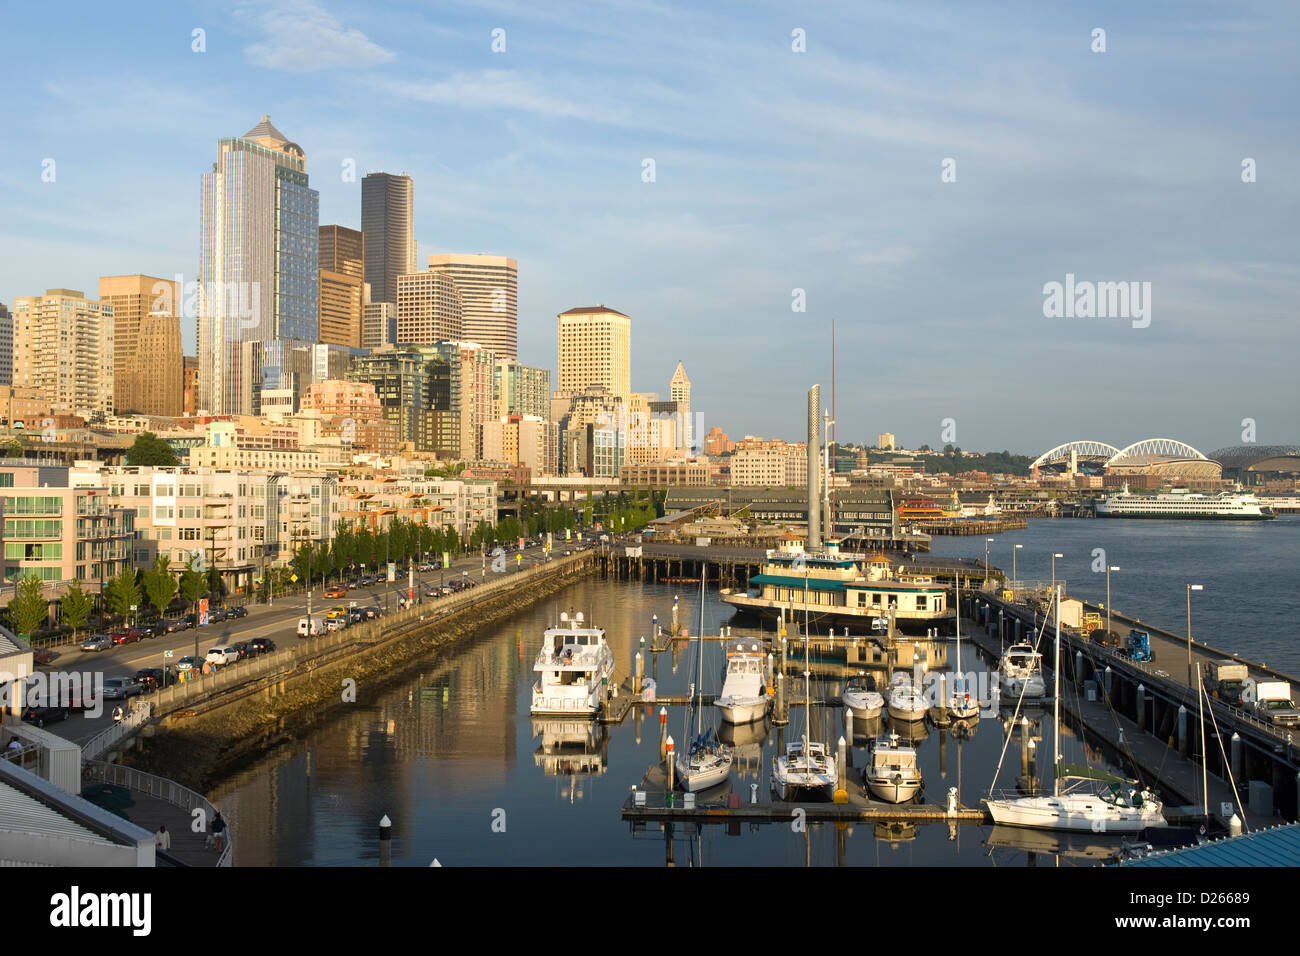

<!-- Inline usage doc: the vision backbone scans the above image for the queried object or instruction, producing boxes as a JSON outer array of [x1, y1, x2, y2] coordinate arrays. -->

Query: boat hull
[[865, 775, 922, 804], [676, 755, 732, 792], [842, 691, 884, 720], [715, 696, 769, 724], [986, 796, 1165, 833]]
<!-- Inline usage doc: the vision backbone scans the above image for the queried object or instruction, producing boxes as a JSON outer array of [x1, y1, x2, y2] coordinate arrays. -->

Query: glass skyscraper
[[199, 115, 319, 414]]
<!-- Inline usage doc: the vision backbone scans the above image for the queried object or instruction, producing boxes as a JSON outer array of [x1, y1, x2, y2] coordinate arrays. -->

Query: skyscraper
[[424, 254, 518, 360], [361, 172, 414, 306], [557, 306, 631, 406], [669, 360, 692, 452], [199, 115, 319, 415], [99, 275, 182, 416], [318, 225, 364, 349], [12, 289, 114, 417], [396, 270, 462, 344], [0, 303, 11, 387]]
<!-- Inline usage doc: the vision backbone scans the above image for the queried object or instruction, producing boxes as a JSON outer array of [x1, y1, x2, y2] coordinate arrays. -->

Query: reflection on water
[[210, 577, 1184, 867]]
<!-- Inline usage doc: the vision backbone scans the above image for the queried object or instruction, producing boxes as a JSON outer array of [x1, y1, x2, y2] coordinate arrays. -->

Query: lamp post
[[984, 538, 994, 588], [1105, 565, 1120, 639], [1186, 584, 1203, 689], [1012, 543, 1023, 586], [1051, 552, 1063, 592]]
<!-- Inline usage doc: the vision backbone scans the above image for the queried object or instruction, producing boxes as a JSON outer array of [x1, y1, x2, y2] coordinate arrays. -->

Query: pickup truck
[[1252, 681, 1300, 728], [1208, 662, 1249, 705]]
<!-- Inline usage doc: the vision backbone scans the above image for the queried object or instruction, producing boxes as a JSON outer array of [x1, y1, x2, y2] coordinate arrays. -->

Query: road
[[24, 540, 586, 745]]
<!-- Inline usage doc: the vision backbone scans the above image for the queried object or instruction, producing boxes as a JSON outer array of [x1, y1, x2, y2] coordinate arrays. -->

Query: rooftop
[[558, 306, 630, 318], [1121, 823, 1300, 867]]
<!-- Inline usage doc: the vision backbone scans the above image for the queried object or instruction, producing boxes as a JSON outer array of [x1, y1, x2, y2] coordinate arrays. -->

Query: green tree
[[141, 555, 177, 615], [125, 431, 180, 467], [103, 568, 142, 618], [179, 556, 203, 613], [11, 574, 49, 637], [60, 580, 94, 638]]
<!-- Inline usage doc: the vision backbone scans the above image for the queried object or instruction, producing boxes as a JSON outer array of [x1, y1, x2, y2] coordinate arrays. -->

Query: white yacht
[[531, 612, 616, 716], [986, 589, 1167, 833], [886, 671, 928, 722], [1000, 644, 1045, 699], [714, 638, 771, 724], [864, 733, 923, 804], [841, 671, 884, 720]]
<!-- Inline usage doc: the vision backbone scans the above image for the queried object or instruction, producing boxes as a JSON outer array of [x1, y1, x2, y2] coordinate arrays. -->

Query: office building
[[363, 296, 397, 350], [396, 270, 462, 345], [424, 254, 518, 360], [878, 433, 896, 451], [198, 115, 319, 415], [492, 359, 550, 420], [557, 306, 631, 406], [318, 225, 364, 348], [12, 289, 114, 418], [98, 275, 182, 416], [0, 303, 11, 386], [361, 172, 414, 305]]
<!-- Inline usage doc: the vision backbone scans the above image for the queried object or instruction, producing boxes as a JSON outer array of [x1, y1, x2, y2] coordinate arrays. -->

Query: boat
[[886, 671, 929, 722], [985, 589, 1167, 833], [1095, 486, 1275, 520], [675, 571, 734, 792], [841, 671, 884, 720], [864, 732, 923, 803], [947, 575, 982, 720], [1000, 643, 1045, 699], [771, 577, 838, 801], [530, 612, 616, 716], [714, 637, 771, 724], [720, 537, 952, 632]]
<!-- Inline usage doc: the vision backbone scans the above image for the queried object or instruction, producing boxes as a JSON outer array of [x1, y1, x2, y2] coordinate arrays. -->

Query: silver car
[[102, 677, 144, 700], [81, 634, 113, 652]]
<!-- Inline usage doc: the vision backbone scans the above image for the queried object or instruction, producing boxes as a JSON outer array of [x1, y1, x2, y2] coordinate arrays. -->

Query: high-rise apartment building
[[361, 172, 415, 305], [183, 356, 199, 415], [0, 303, 11, 386], [199, 115, 319, 415], [396, 270, 462, 344], [99, 275, 183, 416], [12, 289, 114, 417], [363, 299, 397, 349], [417, 341, 495, 461], [877, 432, 896, 451], [557, 306, 631, 406], [347, 346, 439, 451], [492, 359, 550, 420], [318, 225, 365, 348], [425, 254, 518, 360]]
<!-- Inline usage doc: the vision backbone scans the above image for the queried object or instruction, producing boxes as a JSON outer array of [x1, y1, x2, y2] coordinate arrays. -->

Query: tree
[[125, 431, 180, 467], [179, 556, 203, 613], [11, 574, 49, 637], [61, 580, 93, 638], [103, 568, 142, 618], [141, 556, 177, 615]]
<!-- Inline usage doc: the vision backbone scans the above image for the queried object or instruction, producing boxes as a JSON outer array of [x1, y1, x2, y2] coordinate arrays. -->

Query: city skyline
[[2, 1, 1296, 454]]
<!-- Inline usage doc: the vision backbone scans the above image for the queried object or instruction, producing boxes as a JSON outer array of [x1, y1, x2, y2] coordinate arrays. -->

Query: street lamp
[[1105, 565, 1120, 640], [984, 538, 994, 588], [1012, 544, 1023, 586], [1051, 553, 1063, 592], [1186, 584, 1203, 689]]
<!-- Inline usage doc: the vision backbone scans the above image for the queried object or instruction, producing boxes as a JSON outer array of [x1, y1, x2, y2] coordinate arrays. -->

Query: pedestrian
[[155, 824, 171, 852], [6, 736, 21, 758], [112, 705, 124, 723], [211, 810, 227, 853]]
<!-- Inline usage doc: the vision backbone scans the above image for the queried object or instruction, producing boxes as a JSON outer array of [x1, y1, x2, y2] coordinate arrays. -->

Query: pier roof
[[1121, 823, 1300, 867]]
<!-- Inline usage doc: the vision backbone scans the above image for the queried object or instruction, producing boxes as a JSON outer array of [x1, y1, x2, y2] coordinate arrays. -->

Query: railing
[[82, 759, 232, 867], [82, 701, 153, 760]]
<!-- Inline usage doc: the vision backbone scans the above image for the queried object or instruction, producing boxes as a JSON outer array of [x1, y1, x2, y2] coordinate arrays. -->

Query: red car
[[33, 647, 55, 665], [110, 629, 142, 645]]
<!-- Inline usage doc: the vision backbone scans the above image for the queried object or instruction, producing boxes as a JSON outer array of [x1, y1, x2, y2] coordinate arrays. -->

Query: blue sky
[[2, 0, 1296, 455]]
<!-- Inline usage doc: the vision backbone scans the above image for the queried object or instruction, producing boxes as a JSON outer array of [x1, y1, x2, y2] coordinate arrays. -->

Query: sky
[[2, 0, 1296, 456]]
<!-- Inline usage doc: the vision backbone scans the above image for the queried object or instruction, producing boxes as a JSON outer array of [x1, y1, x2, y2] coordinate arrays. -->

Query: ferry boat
[[1095, 487, 1275, 520], [531, 612, 616, 716], [720, 538, 951, 632], [714, 638, 771, 724]]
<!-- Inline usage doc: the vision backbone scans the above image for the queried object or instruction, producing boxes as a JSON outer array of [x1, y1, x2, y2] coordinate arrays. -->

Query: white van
[[297, 616, 325, 638]]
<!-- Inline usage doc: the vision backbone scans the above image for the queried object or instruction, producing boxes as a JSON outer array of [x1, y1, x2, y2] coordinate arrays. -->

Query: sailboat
[[675, 569, 734, 792], [947, 575, 980, 720], [985, 588, 1167, 832], [771, 570, 838, 801]]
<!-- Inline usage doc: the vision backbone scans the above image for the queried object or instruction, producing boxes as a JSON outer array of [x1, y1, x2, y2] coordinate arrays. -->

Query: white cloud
[[243, 0, 396, 73], [373, 70, 631, 125]]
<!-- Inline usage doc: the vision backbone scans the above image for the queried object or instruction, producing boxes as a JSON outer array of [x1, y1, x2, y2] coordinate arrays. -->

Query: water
[[212, 518, 1299, 866]]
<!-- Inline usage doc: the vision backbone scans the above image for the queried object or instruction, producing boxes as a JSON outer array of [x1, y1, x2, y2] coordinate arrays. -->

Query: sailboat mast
[[1053, 586, 1061, 799], [804, 569, 811, 759], [697, 567, 705, 739]]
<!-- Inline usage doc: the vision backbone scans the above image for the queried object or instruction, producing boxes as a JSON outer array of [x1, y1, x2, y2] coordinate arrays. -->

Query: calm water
[[212, 517, 1300, 866]]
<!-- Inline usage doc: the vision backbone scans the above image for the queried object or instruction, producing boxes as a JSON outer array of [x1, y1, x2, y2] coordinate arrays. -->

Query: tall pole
[[1013, 543, 1022, 585], [1106, 565, 1119, 639], [1186, 584, 1202, 689], [807, 385, 821, 550], [1051, 553, 1062, 592], [1052, 586, 1060, 798], [984, 538, 993, 588], [1197, 663, 1208, 820]]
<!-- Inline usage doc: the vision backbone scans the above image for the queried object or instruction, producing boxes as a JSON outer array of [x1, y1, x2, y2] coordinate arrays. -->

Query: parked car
[[22, 704, 69, 728], [102, 677, 144, 700], [136, 622, 162, 639], [205, 646, 240, 666], [208, 607, 230, 623], [32, 647, 55, 665], [230, 641, 252, 660], [297, 616, 325, 638], [81, 634, 113, 652], [362, 606, 381, 619], [250, 637, 277, 655], [325, 586, 347, 598], [325, 617, 346, 632], [134, 668, 165, 692], [175, 656, 200, 673], [110, 629, 142, 645], [347, 608, 366, 625], [227, 605, 247, 619], [166, 615, 195, 632]]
